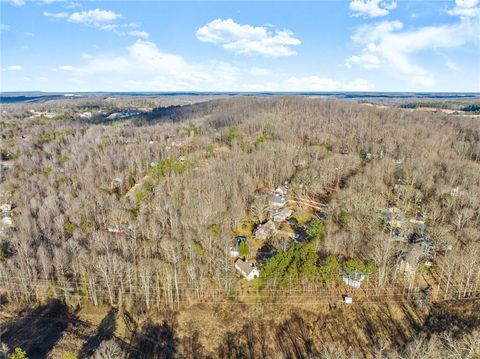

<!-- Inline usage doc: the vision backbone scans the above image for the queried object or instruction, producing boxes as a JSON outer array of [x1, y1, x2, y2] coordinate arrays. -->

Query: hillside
[[0, 96, 479, 358]]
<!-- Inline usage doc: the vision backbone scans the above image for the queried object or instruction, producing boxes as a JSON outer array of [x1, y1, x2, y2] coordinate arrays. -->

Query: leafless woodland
[[0, 96, 479, 358]]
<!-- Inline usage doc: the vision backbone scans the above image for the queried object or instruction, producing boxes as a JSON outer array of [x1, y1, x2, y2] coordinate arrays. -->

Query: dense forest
[[0, 96, 479, 358]]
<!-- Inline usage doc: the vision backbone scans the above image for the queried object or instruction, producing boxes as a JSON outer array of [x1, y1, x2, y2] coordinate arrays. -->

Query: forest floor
[[1, 297, 479, 358]]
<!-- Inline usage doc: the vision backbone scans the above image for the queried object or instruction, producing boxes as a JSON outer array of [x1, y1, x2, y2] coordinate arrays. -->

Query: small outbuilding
[[343, 295, 353, 304], [230, 247, 240, 258]]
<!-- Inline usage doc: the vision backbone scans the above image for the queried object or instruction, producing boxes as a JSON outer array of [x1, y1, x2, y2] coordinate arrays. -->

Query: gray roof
[[235, 259, 256, 276]]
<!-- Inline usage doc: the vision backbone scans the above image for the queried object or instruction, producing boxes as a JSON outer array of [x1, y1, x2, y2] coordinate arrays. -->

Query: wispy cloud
[[127, 30, 149, 39], [196, 18, 301, 57], [44, 8, 122, 30], [349, 0, 397, 18], [50, 39, 373, 92], [345, 15, 478, 87], [3, 65, 24, 71], [447, 0, 479, 17], [9, 0, 25, 7]]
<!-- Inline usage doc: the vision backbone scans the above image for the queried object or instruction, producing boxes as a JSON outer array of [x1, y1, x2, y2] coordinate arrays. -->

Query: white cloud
[[2, 65, 23, 73], [349, 0, 397, 18], [0, 23, 10, 32], [6, 65, 24, 71], [10, 0, 25, 6], [196, 18, 301, 57], [447, 0, 479, 17], [57, 40, 235, 90], [44, 8, 122, 29], [58, 65, 77, 71], [345, 53, 380, 69], [127, 30, 149, 39], [24, 31, 34, 36], [69, 9, 122, 26], [48, 40, 371, 92], [346, 18, 478, 87], [43, 11, 69, 19]]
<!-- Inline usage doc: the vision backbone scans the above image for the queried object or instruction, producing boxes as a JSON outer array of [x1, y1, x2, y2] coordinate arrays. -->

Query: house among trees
[[397, 248, 422, 277], [409, 233, 436, 255], [234, 258, 260, 281], [0, 203, 12, 213], [270, 194, 286, 208], [254, 220, 277, 240], [385, 210, 405, 228], [273, 208, 293, 222], [342, 272, 365, 289], [0, 216, 13, 229]]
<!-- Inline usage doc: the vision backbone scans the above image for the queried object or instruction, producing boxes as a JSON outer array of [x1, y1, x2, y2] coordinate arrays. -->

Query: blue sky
[[1, 0, 479, 92]]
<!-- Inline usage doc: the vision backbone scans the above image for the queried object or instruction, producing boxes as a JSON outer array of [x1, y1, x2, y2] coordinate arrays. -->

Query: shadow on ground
[[78, 307, 117, 358], [0, 299, 72, 359]]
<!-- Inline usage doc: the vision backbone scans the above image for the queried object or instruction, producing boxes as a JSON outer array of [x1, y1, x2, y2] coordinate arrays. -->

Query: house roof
[[275, 208, 293, 216], [256, 220, 276, 233], [235, 259, 257, 276]]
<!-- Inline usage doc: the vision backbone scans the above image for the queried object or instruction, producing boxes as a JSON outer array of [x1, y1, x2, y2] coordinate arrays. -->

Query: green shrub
[[64, 221, 76, 236], [239, 241, 250, 256], [8, 347, 28, 359], [307, 218, 325, 243]]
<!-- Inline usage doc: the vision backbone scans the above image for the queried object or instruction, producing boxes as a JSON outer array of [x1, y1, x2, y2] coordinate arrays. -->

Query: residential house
[[408, 214, 425, 225], [273, 208, 293, 222], [254, 220, 277, 240], [450, 187, 460, 197], [0, 203, 11, 213], [397, 248, 422, 277], [397, 245, 432, 277], [235, 258, 260, 281], [106, 112, 122, 120], [0, 216, 13, 229], [270, 194, 286, 208], [79, 112, 92, 119], [342, 272, 365, 289], [385, 213, 405, 228], [409, 233, 436, 255]]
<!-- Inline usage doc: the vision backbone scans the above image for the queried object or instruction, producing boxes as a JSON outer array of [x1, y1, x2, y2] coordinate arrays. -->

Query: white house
[[235, 258, 260, 281], [342, 273, 365, 289], [0, 203, 11, 213], [0, 216, 13, 229], [273, 208, 293, 222]]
